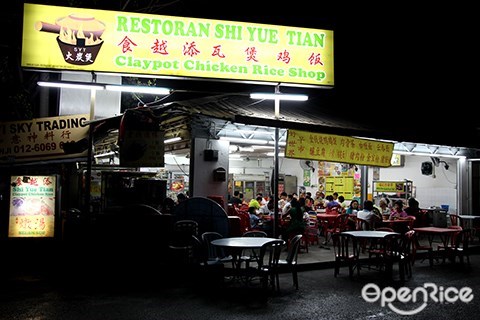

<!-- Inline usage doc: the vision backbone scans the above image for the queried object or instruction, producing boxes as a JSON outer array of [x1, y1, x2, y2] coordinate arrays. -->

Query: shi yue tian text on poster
[[9, 175, 56, 238], [286, 130, 394, 167], [22, 3, 333, 86]]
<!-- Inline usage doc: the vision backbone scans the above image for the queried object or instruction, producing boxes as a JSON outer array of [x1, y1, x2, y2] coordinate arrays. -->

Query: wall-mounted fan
[[299, 160, 315, 172], [421, 161, 433, 175]]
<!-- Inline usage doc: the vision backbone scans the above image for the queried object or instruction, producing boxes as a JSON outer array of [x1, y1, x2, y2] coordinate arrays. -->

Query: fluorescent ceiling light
[[38, 81, 171, 95], [164, 137, 182, 144], [94, 151, 116, 158], [220, 137, 268, 144], [394, 151, 465, 159], [250, 93, 308, 101], [38, 81, 104, 91], [266, 152, 285, 157], [251, 145, 275, 150], [105, 85, 170, 95]]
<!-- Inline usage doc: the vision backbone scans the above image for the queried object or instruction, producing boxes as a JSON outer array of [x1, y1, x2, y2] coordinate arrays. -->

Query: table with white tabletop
[[211, 237, 284, 278]]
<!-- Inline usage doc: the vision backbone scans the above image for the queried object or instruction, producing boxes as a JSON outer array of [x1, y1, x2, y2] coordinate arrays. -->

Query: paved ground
[[1, 249, 479, 320]]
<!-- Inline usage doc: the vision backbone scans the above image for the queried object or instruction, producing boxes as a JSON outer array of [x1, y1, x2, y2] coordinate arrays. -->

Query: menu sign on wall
[[286, 130, 394, 167], [325, 176, 354, 200], [22, 3, 333, 87], [9, 175, 56, 238]]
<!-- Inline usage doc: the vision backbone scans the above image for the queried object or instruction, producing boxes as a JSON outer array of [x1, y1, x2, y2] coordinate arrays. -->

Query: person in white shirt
[[256, 193, 268, 206], [282, 194, 294, 216], [356, 200, 381, 230], [258, 199, 274, 216]]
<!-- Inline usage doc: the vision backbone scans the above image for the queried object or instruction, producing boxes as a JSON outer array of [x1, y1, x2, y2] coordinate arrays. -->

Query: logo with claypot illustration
[[35, 13, 105, 65]]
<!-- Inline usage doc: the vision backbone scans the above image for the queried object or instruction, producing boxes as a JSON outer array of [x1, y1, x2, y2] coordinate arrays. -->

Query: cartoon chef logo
[[35, 13, 105, 65]]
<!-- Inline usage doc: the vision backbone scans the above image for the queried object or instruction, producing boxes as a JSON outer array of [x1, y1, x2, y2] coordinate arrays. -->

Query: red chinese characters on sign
[[43, 177, 52, 186], [308, 53, 324, 66], [118, 36, 137, 53], [212, 45, 225, 58], [151, 39, 168, 55], [29, 177, 38, 186], [277, 50, 291, 64], [245, 47, 259, 62], [183, 41, 200, 57], [15, 217, 46, 231]]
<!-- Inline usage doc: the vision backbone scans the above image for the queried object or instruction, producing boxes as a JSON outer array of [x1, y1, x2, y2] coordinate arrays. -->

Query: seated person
[[258, 198, 275, 216], [345, 199, 359, 215], [325, 195, 341, 213], [229, 190, 243, 207], [248, 196, 263, 210], [389, 200, 409, 220], [281, 194, 294, 215], [313, 191, 325, 208], [378, 198, 391, 219], [337, 195, 348, 213], [248, 206, 261, 229], [281, 197, 306, 240], [405, 197, 427, 227], [357, 200, 381, 230], [405, 197, 420, 217]]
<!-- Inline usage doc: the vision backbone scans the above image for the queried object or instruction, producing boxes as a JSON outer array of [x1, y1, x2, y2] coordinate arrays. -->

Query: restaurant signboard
[[22, 3, 333, 87], [9, 175, 57, 238], [286, 130, 394, 167], [0, 114, 89, 163]]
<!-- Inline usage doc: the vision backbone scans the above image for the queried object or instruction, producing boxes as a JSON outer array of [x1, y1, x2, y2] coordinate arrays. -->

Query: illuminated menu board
[[9, 175, 56, 238]]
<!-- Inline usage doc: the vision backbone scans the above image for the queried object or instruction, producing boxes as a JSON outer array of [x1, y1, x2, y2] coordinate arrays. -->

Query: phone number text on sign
[[0, 114, 89, 162]]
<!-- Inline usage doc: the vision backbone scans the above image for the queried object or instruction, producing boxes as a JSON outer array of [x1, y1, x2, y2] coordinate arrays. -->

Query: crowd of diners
[[228, 189, 427, 239]]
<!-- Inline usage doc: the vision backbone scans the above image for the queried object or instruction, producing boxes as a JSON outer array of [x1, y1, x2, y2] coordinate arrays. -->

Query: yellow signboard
[[22, 4, 334, 87], [9, 175, 56, 238], [374, 181, 405, 193], [0, 114, 90, 163], [325, 176, 355, 200], [285, 130, 394, 167]]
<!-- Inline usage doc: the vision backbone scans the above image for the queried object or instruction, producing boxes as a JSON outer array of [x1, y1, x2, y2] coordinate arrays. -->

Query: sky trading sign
[[22, 3, 334, 87]]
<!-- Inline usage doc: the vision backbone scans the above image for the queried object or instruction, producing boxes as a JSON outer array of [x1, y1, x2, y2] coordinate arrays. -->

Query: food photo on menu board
[[8, 175, 56, 238]]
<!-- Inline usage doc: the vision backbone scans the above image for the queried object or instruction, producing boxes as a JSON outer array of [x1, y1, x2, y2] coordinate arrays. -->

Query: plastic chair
[[380, 233, 412, 281], [240, 230, 267, 268], [332, 232, 360, 278], [256, 239, 285, 291], [201, 231, 234, 267], [440, 228, 472, 266], [411, 230, 434, 267], [449, 214, 464, 228], [168, 220, 199, 264], [323, 214, 347, 244], [278, 234, 302, 290]]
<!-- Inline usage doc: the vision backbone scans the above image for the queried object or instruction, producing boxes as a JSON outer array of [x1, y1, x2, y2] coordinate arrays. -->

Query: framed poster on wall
[[9, 175, 57, 237]]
